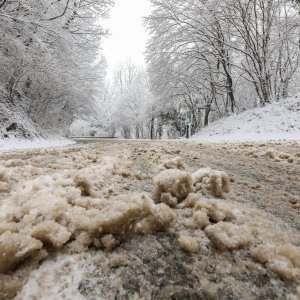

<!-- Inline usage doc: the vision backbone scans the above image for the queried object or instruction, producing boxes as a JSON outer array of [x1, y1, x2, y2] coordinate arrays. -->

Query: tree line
[[0, 0, 112, 136], [143, 0, 300, 136], [2, 0, 299, 140]]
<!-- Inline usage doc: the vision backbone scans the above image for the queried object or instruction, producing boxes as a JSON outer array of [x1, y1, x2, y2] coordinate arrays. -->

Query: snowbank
[[192, 95, 300, 142], [0, 137, 76, 152]]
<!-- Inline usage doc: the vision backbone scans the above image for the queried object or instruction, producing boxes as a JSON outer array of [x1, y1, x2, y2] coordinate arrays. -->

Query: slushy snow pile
[[0, 143, 299, 299], [0, 153, 175, 275], [192, 94, 300, 142]]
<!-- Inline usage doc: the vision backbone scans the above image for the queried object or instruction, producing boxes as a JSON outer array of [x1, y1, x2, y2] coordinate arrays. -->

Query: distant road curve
[[70, 137, 118, 139], [71, 137, 120, 144]]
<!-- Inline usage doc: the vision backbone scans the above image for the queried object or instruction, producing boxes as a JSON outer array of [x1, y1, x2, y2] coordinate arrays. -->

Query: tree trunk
[[204, 105, 211, 127], [150, 117, 155, 140], [135, 125, 140, 139]]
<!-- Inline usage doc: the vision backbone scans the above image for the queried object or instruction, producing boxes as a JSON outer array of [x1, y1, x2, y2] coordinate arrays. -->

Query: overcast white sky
[[103, 0, 152, 79]]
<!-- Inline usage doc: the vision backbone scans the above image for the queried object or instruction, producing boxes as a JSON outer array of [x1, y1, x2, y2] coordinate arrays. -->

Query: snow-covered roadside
[[192, 94, 300, 142], [0, 137, 76, 152]]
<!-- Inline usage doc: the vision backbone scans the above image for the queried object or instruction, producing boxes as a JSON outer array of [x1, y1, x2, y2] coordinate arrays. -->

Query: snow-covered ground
[[192, 95, 300, 142], [0, 137, 76, 152], [1, 141, 299, 299]]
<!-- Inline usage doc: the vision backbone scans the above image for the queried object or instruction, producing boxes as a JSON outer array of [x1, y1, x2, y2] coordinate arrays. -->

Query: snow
[[192, 168, 230, 198], [153, 169, 194, 204], [205, 222, 254, 251], [178, 234, 198, 253], [0, 137, 76, 152], [192, 95, 300, 142], [1, 141, 300, 298], [16, 255, 86, 300]]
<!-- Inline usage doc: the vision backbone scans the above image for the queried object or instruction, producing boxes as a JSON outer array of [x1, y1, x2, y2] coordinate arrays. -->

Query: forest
[[0, 0, 300, 139], [0, 0, 112, 137]]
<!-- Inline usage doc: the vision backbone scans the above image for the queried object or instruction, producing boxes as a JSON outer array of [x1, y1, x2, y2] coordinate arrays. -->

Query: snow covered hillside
[[192, 95, 300, 142], [0, 92, 39, 140], [0, 89, 75, 151]]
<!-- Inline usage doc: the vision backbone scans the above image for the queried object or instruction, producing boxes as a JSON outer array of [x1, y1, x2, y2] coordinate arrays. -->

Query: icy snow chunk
[[209, 170, 230, 198], [0, 173, 177, 271], [181, 193, 199, 208], [110, 254, 129, 268], [0, 222, 19, 234], [15, 255, 86, 300], [0, 232, 43, 273], [68, 232, 93, 253], [178, 235, 198, 253], [140, 203, 176, 234], [205, 222, 253, 251], [195, 199, 226, 223], [31, 221, 71, 248], [0, 167, 10, 192], [191, 211, 209, 229], [279, 152, 291, 159], [101, 234, 119, 252], [97, 193, 154, 238], [154, 169, 194, 204], [184, 210, 210, 230], [0, 274, 22, 300], [265, 149, 275, 159], [160, 192, 177, 207], [193, 168, 230, 198], [160, 156, 185, 170], [194, 199, 240, 223], [0, 167, 9, 182], [74, 175, 92, 197], [251, 244, 300, 283], [251, 243, 275, 264], [192, 168, 211, 184], [0, 181, 10, 193]]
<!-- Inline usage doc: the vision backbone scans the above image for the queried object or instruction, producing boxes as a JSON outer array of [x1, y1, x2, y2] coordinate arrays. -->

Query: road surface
[[0, 140, 299, 299]]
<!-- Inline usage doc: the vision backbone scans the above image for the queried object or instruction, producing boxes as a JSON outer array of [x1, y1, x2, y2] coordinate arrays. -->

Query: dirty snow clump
[[178, 234, 198, 253], [0, 166, 10, 193], [0, 183, 176, 274], [153, 169, 194, 206], [160, 156, 185, 170], [0, 232, 43, 273], [194, 199, 241, 223], [192, 168, 211, 184], [251, 244, 300, 283], [205, 222, 253, 251], [179, 193, 199, 208], [193, 168, 230, 198], [31, 221, 71, 248], [139, 203, 176, 234], [184, 211, 210, 230]]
